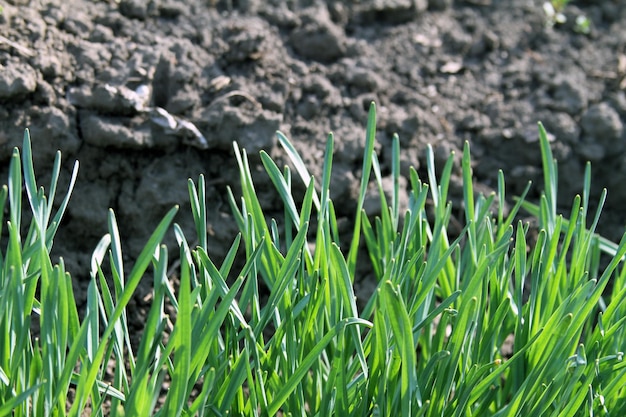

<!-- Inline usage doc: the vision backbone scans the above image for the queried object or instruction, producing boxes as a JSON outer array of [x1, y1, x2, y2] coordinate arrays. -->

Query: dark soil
[[1, 0, 625, 319]]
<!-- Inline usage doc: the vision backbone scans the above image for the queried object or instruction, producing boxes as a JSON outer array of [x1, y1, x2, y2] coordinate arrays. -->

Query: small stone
[[440, 61, 464, 74]]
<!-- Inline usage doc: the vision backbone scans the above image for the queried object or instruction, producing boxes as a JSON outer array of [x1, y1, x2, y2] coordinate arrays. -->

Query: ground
[[1, 0, 625, 315]]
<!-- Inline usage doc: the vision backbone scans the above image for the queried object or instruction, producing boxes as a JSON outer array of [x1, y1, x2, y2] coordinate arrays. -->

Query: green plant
[[544, 0, 568, 25], [0, 103, 624, 415], [543, 0, 591, 34]]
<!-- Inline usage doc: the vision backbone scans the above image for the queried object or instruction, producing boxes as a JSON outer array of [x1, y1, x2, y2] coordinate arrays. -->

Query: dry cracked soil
[[1, 0, 626, 324]]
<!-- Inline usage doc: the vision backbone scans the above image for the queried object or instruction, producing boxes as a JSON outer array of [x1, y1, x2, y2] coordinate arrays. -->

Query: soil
[[1, 0, 625, 322]]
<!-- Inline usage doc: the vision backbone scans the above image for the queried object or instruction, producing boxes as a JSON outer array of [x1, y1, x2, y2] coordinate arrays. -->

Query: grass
[[1, 102, 625, 416]]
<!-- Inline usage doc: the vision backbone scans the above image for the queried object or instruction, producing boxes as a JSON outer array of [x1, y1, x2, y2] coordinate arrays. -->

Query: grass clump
[[1, 103, 625, 416]]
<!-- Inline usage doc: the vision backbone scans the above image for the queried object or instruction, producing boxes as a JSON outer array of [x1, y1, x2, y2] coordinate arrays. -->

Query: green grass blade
[[8, 148, 22, 229], [276, 131, 321, 210], [188, 175, 208, 250], [347, 102, 377, 275], [165, 236, 192, 417], [538, 122, 557, 230], [381, 280, 421, 413], [260, 150, 301, 231]]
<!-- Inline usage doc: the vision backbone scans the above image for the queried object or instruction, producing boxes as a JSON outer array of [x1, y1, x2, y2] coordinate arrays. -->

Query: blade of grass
[[347, 102, 377, 276]]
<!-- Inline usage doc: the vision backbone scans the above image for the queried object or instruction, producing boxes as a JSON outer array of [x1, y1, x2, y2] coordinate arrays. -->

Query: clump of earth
[[1, 0, 625, 312]]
